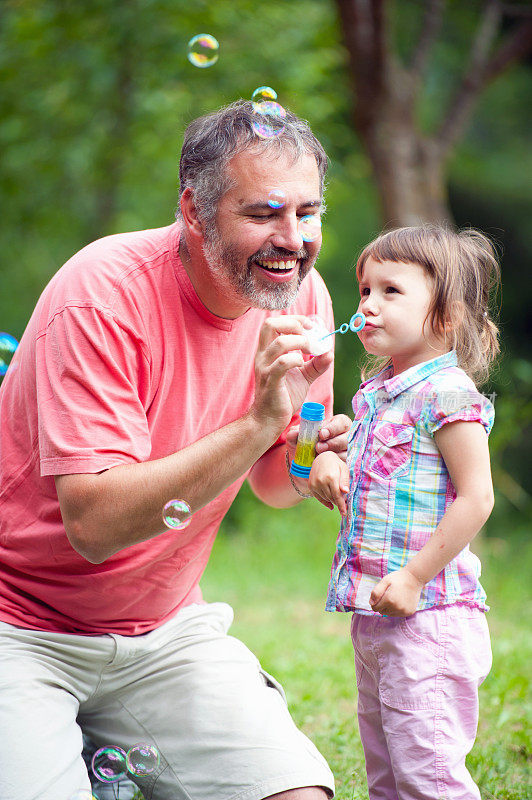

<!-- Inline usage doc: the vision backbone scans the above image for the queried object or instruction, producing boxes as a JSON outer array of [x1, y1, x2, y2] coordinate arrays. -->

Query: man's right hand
[[250, 315, 333, 436]]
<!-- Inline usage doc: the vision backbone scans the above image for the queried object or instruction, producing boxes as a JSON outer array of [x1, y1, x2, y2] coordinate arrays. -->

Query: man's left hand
[[315, 414, 351, 461], [287, 414, 351, 462]]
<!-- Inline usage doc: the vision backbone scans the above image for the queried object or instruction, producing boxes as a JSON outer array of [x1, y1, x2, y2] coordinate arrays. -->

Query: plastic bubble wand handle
[[319, 312, 366, 340]]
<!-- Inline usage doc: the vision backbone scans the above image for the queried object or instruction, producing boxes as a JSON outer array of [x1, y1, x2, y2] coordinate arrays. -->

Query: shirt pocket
[[368, 422, 414, 480]]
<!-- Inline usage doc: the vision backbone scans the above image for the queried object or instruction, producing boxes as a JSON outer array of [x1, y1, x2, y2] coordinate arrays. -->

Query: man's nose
[[270, 214, 305, 252]]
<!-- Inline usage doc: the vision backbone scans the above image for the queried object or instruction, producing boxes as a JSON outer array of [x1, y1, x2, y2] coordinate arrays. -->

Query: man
[[0, 101, 348, 800]]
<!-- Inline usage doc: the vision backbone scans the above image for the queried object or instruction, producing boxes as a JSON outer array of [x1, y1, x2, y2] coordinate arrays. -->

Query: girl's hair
[[356, 224, 501, 386]]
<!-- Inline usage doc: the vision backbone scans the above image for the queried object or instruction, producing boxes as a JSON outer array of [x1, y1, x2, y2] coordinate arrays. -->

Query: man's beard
[[202, 227, 317, 311]]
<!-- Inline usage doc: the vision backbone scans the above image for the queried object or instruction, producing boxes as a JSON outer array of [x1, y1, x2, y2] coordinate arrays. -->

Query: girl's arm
[[370, 420, 494, 616], [308, 451, 350, 516]]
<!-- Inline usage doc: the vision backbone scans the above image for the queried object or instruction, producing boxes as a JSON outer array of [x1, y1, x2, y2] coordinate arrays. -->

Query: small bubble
[[162, 499, 192, 530], [126, 743, 161, 777], [251, 86, 277, 104], [91, 746, 127, 784], [187, 34, 219, 68], [267, 189, 286, 209], [251, 101, 286, 139], [298, 214, 322, 242], [69, 792, 98, 800], [0, 332, 19, 376]]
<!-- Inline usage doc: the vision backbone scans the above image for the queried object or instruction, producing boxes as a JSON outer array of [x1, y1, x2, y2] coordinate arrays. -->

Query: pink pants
[[351, 604, 492, 800]]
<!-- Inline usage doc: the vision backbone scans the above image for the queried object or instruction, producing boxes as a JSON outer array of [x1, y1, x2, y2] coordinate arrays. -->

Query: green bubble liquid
[[294, 439, 316, 468]]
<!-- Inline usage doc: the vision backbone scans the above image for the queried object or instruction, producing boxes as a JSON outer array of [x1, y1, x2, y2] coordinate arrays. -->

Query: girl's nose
[[360, 293, 378, 316]]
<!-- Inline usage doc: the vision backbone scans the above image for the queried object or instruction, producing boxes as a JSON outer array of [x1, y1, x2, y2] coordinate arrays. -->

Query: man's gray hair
[[176, 100, 328, 231]]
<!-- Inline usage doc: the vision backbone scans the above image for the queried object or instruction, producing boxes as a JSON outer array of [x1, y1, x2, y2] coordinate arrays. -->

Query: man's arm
[[56, 316, 333, 563]]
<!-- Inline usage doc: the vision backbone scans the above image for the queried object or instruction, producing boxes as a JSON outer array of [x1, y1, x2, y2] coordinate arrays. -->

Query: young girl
[[309, 225, 500, 800]]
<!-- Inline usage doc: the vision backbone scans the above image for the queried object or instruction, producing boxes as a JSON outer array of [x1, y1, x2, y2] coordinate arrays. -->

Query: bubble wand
[[305, 312, 366, 355], [320, 312, 366, 338]]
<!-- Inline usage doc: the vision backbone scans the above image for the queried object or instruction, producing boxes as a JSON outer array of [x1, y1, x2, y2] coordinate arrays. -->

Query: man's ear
[[180, 188, 204, 239]]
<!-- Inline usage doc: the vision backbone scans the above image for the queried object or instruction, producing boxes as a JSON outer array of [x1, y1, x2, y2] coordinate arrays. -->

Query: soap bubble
[[251, 86, 277, 104], [305, 315, 334, 356], [91, 746, 127, 784], [267, 189, 286, 209], [251, 101, 286, 139], [0, 332, 19, 376], [69, 792, 98, 800], [126, 743, 161, 777], [298, 214, 322, 242], [162, 499, 192, 530], [187, 34, 219, 68]]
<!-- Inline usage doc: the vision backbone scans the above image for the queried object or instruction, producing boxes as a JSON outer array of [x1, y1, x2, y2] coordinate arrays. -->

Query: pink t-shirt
[[0, 223, 334, 635]]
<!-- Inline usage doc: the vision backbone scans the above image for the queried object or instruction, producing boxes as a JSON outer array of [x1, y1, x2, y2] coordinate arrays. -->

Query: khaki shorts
[[0, 602, 334, 800]]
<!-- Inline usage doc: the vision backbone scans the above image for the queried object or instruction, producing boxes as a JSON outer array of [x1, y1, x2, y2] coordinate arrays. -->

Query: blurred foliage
[[0, 0, 531, 527]]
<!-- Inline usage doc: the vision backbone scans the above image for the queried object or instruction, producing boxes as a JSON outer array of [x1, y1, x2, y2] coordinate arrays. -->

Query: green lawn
[[201, 486, 532, 800]]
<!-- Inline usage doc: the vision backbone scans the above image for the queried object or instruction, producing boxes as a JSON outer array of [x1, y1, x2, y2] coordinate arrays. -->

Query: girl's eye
[[385, 286, 398, 293], [360, 287, 369, 296]]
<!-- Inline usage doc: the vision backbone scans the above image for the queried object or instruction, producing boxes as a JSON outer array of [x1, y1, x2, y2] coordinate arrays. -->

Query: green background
[[1, 3, 530, 796]]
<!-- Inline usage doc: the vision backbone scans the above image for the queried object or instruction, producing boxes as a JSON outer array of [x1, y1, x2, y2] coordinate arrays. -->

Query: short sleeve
[[423, 385, 494, 437], [36, 305, 152, 476]]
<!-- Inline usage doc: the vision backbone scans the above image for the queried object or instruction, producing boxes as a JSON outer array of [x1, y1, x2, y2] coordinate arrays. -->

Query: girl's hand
[[308, 451, 349, 516], [369, 568, 425, 617]]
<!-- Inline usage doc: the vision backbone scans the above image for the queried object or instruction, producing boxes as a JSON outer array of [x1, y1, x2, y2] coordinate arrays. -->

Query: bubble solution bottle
[[290, 402, 325, 479]]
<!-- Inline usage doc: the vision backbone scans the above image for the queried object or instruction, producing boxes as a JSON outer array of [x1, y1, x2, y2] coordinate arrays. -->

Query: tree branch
[[437, 0, 503, 156], [334, 0, 392, 131], [410, 0, 446, 85], [484, 16, 532, 82]]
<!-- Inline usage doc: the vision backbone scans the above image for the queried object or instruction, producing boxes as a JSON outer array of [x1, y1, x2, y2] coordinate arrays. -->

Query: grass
[[198, 485, 531, 800]]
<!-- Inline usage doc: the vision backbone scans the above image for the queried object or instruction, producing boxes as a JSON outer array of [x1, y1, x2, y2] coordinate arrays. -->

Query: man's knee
[[264, 788, 330, 800]]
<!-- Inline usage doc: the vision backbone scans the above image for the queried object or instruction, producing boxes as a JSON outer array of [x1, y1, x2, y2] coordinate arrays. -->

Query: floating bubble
[[0, 332, 19, 376], [162, 499, 192, 530], [298, 214, 322, 242], [69, 792, 98, 800], [126, 743, 161, 777], [267, 189, 286, 209], [251, 101, 286, 139], [305, 315, 334, 356], [91, 746, 127, 784], [187, 34, 219, 68], [251, 86, 277, 104]]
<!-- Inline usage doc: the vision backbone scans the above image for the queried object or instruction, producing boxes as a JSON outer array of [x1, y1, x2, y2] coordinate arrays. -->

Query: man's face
[[201, 148, 323, 313]]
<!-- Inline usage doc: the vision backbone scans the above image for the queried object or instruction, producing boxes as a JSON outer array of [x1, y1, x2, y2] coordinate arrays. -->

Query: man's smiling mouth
[[256, 259, 298, 272]]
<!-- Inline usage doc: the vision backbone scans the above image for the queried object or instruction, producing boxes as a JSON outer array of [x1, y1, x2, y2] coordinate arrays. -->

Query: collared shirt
[[326, 351, 494, 615]]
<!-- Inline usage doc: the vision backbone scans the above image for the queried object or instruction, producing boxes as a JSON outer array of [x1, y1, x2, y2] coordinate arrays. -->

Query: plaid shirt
[[326, 351, 494, 615]]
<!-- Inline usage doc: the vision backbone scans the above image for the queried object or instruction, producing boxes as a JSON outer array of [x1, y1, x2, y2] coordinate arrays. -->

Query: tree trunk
[[335, 0, 532, 228], [358, 111, 452, 227]]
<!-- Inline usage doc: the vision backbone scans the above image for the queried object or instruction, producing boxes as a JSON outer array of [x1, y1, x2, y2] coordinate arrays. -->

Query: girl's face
[[357, 257, 449, 374]]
